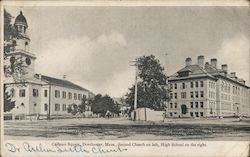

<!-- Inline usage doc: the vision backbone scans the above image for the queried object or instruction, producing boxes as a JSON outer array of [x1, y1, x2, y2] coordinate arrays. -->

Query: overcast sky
[[5, 6, 249, 97]]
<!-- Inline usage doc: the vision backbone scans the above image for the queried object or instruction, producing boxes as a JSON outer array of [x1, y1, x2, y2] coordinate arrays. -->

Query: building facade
[[167, 56, 249, 118], [4, 11, 94, 118]]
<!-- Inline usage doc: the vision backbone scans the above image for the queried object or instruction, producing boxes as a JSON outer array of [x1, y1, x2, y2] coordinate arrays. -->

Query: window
[[55, 104, 60, 111], [74, 93, 77, 100], [182, 83, 185, 89], [62, 91, 66, 99], [174, 93, 177, 99], [191, 82, 194, 88], [195, 91, 199, 98], [78, 94, 81, 100], [200, 102, 204, 108], [174, 83, 177, 89], [170, 93, 173, 99], [44, 90, 48, 97], [200, 91, 204, 98], [10, 88, 15, 97], [68, 92, 72, 99], [190, 102, 193, 108], [170, 103, 173, 108], [190, 112, 193, 117], [195, 81, 199, 88], [63, 104, 66, 111], [170, 112, 173, 116], [195, 102, 199, 108], [170, 84, 173, 89], [174, 103, 177, 108], [181, 92, 186, 99], [200, 81, 204, 87], [195, 112, 199, 117], [21, 103, 24, 106], [33, 89, 39, 97], [190, 92, 194, 98], [200, 112, 204, 117], [44, 104, 48, 111], [34, 103, 37, 106], [55, 90, 60, 98], [174, 112, 177, 115]]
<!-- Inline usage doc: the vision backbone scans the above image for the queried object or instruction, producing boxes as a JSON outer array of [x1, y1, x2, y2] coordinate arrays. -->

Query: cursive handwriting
[[5, 142, 128, 155]]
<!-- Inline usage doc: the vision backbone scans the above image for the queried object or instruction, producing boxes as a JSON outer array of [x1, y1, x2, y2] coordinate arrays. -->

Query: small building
[[167, 56, 249, 118]]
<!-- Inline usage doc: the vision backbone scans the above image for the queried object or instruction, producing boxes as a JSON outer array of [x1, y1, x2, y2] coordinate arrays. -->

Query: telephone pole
[[129, 59, 138, 120]]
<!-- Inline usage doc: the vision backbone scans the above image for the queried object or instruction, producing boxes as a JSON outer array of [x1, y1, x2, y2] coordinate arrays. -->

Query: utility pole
[[129, 59, 138, 120]]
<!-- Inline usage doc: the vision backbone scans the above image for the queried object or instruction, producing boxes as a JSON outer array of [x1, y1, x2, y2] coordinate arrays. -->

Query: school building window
[[170, 112, 173, 116], [190, 112, 193, 117], [191, 82, 194, 88], [200, 91, 204, 98], [55, 90, 60, 98], [200, 81, 204, 87], [190, 102, 194, 108], [200, 112, 204, 117], [195, 102, 199, 108], [174, 103, 177, 108], [74, 93, 77, 100], [63, 104, 66, 111], [195, 81, 199, 88], [195, 91, 199, 98], [55, 104, 60, 111], [181, 92, 186, 99], [190, 92, 194, 98], [44, 103, 48, 111], [200, 102, 204, 108], [33, 89, 39, 97], [195, 112, 199, 117], [78, 94, 81, 100], [182, 83, 185, 89], [174, 93, 177, 99], [62, 91, 66, 99], [68, 92, 72, 99], [170, 103, 173, 108], [174, 83, 177, 89], [44, 90, 48, 97]]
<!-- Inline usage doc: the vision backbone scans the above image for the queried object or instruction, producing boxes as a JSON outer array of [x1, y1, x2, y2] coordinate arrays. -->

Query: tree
[[91, 94, 118, 117], [4, 86, 15, 112], [125, 55, 169, 111], [67, 103, 78, 115]]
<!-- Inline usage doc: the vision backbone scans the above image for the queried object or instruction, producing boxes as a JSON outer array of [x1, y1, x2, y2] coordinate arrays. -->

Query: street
[[4, 118, 250, 140]]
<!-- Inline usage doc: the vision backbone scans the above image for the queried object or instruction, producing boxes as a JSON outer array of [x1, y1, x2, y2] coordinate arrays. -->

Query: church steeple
[[14, 11, 28, 34], [7, 11, 36, 79]]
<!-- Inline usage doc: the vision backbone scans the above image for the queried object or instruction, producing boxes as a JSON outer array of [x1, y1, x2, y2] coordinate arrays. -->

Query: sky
[[5, 6, 250, 97]]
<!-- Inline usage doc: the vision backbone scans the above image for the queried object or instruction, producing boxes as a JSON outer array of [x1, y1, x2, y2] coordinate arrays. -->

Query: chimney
[[210, 58, 217, 69], [230, 72, 236, 78], [197, 55, 205, 67], [185, 57, 192, 66], [239, 79, 245, 85], [221, 64, 228, 73]]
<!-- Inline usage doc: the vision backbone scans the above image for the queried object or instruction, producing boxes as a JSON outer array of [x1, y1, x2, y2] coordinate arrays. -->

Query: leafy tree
[[125, 55, 169, 111], [67, 103, 78, 115], [91, 94, 118, 117], [4, 86, 15, 112]]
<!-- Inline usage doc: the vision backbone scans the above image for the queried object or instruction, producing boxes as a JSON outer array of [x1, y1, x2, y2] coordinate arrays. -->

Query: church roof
[[14, 11, 28, 28], [35, 74, 90, 92]]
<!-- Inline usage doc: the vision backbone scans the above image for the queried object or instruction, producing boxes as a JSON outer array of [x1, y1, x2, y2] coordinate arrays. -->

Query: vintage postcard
[[1, 0, 250, 157]]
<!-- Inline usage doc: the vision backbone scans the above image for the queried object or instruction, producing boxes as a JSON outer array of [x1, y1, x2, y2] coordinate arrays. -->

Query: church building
[[4, 11, 94, 119]]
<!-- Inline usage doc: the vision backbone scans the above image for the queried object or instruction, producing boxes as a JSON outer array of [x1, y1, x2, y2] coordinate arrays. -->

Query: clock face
[[10, 56, 15, 64], [25, 57, 31, 65]]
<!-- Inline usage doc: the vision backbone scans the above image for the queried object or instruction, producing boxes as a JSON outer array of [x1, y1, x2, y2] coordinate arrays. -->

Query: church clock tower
[[8, 11, 36, 80]]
